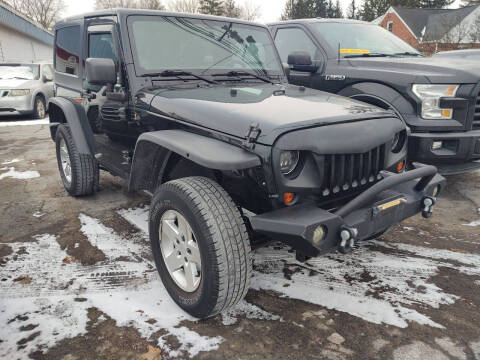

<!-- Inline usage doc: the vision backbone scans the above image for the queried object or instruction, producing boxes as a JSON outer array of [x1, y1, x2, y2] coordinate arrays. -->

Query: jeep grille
[[316, 144, 386, 197]]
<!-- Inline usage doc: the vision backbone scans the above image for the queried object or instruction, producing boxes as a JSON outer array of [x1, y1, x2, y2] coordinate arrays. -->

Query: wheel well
[[48, 103, 66, 140], [349, 94, 405, 122]]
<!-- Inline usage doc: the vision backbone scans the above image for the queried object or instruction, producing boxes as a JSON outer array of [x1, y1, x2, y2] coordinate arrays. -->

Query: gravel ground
[[0, 118, 479, 360]]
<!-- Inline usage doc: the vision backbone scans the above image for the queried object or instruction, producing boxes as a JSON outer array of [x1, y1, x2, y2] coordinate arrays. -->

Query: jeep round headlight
[[280, 150, 300, 175], [412, 84, 458, 120], [391, 130, 406, 153]]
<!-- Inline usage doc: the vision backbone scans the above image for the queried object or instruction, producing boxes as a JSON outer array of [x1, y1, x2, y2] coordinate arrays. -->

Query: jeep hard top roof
[[55, 8, 266, 29]]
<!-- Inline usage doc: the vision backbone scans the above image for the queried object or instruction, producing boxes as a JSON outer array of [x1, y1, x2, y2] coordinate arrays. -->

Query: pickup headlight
[[412, 84, 458, 119], [8, 89, 30, 97], [280, 150, 300, 175]]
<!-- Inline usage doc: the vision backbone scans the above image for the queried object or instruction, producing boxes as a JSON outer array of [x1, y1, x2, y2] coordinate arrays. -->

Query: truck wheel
[[149, 176, 252, 318], [55, 124, 99, 196], [33, 96, 46, 119]]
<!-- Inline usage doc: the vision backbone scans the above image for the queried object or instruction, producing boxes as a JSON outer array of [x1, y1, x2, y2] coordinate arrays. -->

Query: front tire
[[33, 95, 46, 119], [149, 176, 252, 318], [55, 124, 99, 196]]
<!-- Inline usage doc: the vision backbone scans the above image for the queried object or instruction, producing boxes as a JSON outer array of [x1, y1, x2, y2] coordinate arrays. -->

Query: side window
[[387, 21, 393, 32], [88, 32, 116, 61], [42, 64, 53, 80], [275, 27, 319, 64], [55, 26, 80, 76]]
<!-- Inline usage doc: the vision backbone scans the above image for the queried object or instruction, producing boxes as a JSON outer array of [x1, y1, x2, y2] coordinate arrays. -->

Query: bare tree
[[167, 0, 200, 12], [469, 14, 480, 44], [239, 0, 261, 21], [95, 0, 165, 10], [5, 0, 65, 30]]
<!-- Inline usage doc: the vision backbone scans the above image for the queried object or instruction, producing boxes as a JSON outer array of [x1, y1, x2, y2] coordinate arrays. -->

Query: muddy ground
[[0, 119, 479, 360]]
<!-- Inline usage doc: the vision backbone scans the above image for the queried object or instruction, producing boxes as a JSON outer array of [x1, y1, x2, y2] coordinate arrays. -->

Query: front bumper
[[250, 163, 445, 256], [0, 94, 33, 115], [408, 130, 480, 174]]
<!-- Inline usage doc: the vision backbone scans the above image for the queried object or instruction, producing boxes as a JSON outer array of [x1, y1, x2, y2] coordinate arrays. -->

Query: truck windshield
[[0, 64, 40, 80], [312, 22, 422, 58], [127, 16, 283, 77]]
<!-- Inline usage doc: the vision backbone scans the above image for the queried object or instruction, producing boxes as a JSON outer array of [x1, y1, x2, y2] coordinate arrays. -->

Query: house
[[373, 6, 480, 55], [0, 1, 53, 62]]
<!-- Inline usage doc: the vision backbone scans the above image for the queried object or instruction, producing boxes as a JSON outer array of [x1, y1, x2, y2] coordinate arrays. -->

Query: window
[[387, 21, 393, 32], [55, 26, 80, 75], [89, 33, 116, 61], [275, 27, 319, 64], [127, 16, 282, 75]]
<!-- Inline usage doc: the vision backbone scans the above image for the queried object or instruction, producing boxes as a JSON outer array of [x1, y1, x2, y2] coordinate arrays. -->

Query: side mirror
[[86, 58, 116, 85], [287, 52, 319, 73], [42, 74, 52, 82]]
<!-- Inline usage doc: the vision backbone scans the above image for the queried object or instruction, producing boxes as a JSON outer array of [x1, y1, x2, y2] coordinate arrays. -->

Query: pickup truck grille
[[318, 144, 386, 197], [474, 93, 480, 130]]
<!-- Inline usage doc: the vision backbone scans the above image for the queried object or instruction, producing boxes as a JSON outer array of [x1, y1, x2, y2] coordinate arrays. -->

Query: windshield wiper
[[142, 70, 219, 84], [212, 70, 274, 84], [393, 52, 423, 57], [343, 53, 393, 58]]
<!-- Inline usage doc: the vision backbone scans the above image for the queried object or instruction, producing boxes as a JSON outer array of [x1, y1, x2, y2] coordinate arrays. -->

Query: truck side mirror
[[287, 52, 319, 73], [86, 58, 116, 85]]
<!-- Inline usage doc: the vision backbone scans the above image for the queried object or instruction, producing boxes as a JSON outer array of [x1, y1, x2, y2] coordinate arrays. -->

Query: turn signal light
[[283, 192, 295, 205], [397, 161, 405, 173]]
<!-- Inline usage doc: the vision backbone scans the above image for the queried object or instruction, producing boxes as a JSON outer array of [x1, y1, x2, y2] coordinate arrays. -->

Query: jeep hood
[[346, 56, 480, 83], [147, 84, 395, 145]]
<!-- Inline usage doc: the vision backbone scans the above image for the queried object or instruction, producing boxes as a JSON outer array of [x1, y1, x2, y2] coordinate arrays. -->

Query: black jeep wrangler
[[269, 19, 480, 175], [48, 10, 444, 318]]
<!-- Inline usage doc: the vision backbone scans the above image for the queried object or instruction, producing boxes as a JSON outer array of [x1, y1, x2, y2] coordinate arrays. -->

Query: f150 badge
[[324, 74, 346, 81]]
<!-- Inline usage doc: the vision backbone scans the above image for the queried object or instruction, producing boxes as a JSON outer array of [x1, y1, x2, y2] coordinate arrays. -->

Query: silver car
[[0, 62, 54, 119]]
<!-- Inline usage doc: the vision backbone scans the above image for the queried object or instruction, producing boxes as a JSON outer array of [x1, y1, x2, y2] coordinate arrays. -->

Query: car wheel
[[33, 96, 46, 119], [55, 124, 99, 196], [149, 176, 252, 318]]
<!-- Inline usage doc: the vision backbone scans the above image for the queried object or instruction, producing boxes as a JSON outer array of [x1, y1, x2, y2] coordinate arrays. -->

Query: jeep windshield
[[127, 15, 283, 80], [312, 22, 422, 58]]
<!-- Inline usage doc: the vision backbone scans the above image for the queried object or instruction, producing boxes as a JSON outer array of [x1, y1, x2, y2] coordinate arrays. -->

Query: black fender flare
[[48, 97, 97, 156], [129, 130, 262, 191], [337, 82, 415, 121]]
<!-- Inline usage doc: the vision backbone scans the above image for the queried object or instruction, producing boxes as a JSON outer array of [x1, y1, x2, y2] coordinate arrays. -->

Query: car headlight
[[280, 150, 300, 176], [412, 84, 458, 120], [8, 89, 30, 97]]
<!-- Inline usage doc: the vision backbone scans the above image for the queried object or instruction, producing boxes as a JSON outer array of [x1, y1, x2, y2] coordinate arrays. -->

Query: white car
[[0, 62, 54, 119]]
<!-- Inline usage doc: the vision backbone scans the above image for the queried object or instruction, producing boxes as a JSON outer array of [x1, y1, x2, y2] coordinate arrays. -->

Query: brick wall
[[379, 13, 419, 49]]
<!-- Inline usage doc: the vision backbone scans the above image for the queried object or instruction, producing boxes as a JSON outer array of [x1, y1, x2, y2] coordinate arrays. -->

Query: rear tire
[[55, 124, 99, 196], [149, 176, 252, 318]]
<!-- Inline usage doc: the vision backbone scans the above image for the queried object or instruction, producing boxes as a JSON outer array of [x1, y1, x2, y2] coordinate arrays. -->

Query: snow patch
[[33, 211, 45, 218], [1, 158, 22, 165], [0, 215, 223, 359], [0, 167, 40, 180], [221, 300, 282, 326], [462, 220, 480, 227], [117, 206, 149, 234], [0, 118, 49, 127]]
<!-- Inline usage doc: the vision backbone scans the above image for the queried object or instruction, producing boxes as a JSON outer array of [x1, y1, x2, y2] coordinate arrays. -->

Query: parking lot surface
[[1, 119, 480, 360]]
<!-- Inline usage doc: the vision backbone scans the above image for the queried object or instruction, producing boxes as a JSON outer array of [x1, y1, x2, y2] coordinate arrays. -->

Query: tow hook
[[422, 196, 436, 218], [338, 227, 358, 254]]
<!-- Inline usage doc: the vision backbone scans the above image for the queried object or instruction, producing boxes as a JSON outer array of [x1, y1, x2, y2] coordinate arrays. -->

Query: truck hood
[[147, 84, 395, 145], [346, 56, 480, 83]]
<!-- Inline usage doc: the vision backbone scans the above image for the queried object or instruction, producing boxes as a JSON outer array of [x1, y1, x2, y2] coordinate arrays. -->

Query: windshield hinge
[[243, 122, 261, 149]]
